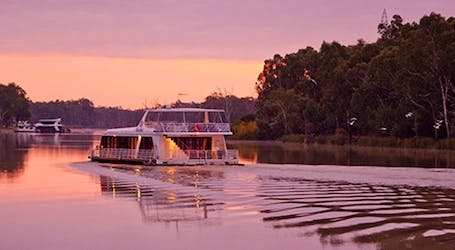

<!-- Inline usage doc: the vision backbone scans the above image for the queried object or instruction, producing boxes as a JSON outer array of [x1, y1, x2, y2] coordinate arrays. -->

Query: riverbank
[[280, 134, 455, 150], [0, 128, 13, 134]]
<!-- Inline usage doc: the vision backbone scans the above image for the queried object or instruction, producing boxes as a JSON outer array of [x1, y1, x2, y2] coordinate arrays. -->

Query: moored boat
[[34, 118, 71, 133], [90, 108, 239, 165], [14, 121, 36, 133]]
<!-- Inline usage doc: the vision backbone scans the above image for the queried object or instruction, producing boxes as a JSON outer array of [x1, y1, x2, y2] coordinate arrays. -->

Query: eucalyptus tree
[[392, 13, 455, 138], [0, 83, 30, 127], [255, 49, 320, 138], [416, 13, 455, 138], [253, 12, 454, 140]]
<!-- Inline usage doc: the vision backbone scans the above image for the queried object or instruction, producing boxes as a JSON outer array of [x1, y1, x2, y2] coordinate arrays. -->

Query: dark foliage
[[255, 13, 455, 140], [0, 83, 30, 127], [28, 93, 256, 128], [30, 99, 143, 128]]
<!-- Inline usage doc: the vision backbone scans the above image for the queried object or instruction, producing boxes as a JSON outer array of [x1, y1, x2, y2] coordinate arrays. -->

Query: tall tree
[[254, 13, 455, 140], [0, 83, 30, 127]]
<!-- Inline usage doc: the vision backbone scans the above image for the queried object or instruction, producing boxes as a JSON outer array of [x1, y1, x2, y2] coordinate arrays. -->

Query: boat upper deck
[[135, 108, 232, 135], [36, 118, 62, 125]]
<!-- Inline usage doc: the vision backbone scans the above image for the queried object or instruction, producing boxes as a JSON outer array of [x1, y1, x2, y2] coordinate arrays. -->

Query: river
[[1, 131, 454, 250]]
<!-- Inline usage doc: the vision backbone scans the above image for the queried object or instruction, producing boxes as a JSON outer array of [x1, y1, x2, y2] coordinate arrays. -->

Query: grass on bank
[[280, 133, 455, 150], [231, 121, 455, 150], [0, 128, 13, 134]]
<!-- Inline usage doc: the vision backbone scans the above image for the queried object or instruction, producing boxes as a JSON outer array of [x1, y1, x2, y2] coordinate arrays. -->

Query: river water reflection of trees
[[0, 132, 94, 180], [0, 133, 32, 179], [229, 141, 455, 168], [1, 133, 454, 182], [2, 132, 455, 249]]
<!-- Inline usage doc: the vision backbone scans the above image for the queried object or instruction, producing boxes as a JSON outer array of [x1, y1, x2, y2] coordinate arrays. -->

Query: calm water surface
[[1, 131, 455, 250], [229, 140, 455, 168]]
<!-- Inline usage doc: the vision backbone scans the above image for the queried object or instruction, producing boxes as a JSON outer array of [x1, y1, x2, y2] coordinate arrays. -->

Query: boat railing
[[183, 149, 239, 160], [91, 148, 155, 161], [144, 122, 231, 133], [91, 148, 238, 162], [226, 149, 239, 160], [137, 149, 156, 160]]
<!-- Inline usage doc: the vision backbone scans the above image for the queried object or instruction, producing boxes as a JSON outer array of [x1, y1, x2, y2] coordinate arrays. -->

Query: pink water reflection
[[2, 133, 455, 250], [0, 149, 99, 201], [0, 133, 100, 200]]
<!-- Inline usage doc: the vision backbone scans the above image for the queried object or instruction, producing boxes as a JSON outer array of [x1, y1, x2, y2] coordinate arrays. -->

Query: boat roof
[[103, 126, 232, 136], [38, 118, 62, 122], [104, 127, 144, 136], [147, 108, 225, 112], [102, 108, 232, 136]]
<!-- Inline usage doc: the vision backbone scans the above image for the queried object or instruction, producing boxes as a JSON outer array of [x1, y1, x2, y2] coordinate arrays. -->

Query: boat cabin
[[90, 108, 239, 165], [35, 118, 70, 133]]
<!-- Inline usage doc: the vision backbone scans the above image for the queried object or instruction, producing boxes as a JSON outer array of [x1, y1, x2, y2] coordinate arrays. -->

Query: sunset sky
[[1, 0, 454, 109]]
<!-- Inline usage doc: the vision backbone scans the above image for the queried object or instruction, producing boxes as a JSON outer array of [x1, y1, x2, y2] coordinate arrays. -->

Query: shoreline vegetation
[[279, 134, 455, 151], [254, 13, 455, 143], [2, 124, 454, 151], [0, 128, 13, 134]]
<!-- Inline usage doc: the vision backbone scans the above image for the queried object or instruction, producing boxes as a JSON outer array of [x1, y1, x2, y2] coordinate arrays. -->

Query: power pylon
[[380, 8, 389, 25]]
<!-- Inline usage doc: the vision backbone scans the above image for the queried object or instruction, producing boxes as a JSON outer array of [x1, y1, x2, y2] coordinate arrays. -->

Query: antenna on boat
[[143, 98, 149, 109]]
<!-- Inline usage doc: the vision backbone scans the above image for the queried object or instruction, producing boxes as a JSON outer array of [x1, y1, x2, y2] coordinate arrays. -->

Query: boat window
[[159, 112, 184, 122], [219, 112, 227, 123], [171, 137, 211, 150], [41, 121, 56, 125], [120, 136, 137, 149], [146, 112, 160, 122], [100, 136, 109, 148], [208, 112, 218, 123], [208, 112, 227, 123], [139, 137, 154, 149], [184, 112, 205, 123], [100, 136, 137, 149]]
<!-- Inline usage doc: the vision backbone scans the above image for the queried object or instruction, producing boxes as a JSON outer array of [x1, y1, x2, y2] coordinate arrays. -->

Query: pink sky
[[0, 0, 454, 109]]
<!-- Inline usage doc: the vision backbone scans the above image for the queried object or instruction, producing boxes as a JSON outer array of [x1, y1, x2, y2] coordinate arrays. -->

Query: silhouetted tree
[[0, 83, 30, 127]]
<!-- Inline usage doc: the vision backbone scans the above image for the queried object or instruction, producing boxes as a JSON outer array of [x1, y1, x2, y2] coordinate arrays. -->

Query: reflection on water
[[257, 176, 455, 249], [0, 133, 32, 179], [2, 131, 455, 249], [90, 163, 455, 249], [0, 132, 96, 180], [229, 141, 455, 168], [100, 175, 223, 226]]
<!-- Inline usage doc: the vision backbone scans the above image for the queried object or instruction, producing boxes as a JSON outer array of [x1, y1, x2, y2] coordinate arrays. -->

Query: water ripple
[[257, 177, 455, 249], [74, 162, 455, 249]]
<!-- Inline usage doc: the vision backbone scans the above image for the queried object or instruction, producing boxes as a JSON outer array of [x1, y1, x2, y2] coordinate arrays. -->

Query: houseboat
[[14, 121, 36, 133], [90, 108, 239, 165], [35, 118, 71, 133]]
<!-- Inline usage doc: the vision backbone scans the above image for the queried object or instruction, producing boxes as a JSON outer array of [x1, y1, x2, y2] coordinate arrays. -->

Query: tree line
[[0, 83, 256, 128], [255, 13, 455, 140], [30, 94, 255, 128], [30, 99, 144, 128]]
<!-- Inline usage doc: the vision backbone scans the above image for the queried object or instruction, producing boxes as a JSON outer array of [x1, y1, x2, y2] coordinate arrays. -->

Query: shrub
[[402, 137, 436, 149], [436, 138, 455, 150], [330, 135, 347, 145], [281, 134, 306, 143], [232, 121, 259, 139], [357, 136, 399, 147], [315, 135, 328, 144], [335, 128, 349, 137]]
